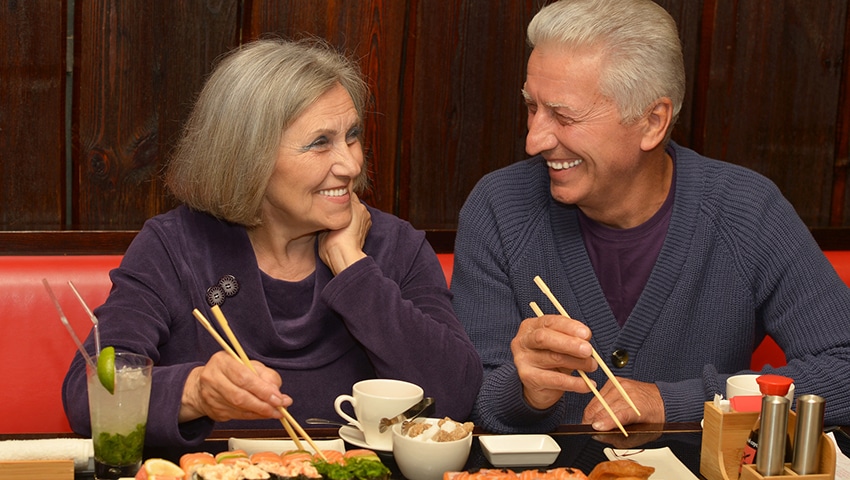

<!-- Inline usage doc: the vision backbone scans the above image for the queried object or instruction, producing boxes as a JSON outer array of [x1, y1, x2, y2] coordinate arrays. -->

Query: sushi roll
[[181, 447, 390, 480], [260, 449, 320, 480], [216, 449, 249, 465], [443, 467, 589, 480], [313, 450, 345, 465], [191, 458, 272, 480], [181, 452, 216, 478]]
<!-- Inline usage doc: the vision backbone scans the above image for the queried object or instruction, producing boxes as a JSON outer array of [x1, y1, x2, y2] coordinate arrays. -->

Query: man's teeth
[[319, 188, 348, 197], [547, 159, 583, 170]]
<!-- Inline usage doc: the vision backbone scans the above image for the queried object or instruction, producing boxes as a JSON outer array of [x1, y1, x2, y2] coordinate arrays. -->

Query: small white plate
[[338, 425, 392, 452], [228, 437, 345, 456], [479, 434, 561, 467]]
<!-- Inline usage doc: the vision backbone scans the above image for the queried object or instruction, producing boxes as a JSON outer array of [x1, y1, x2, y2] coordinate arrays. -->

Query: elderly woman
[[62, 38, 483, 447]]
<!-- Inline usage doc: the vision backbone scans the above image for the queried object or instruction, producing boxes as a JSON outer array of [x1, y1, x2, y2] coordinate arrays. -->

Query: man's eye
[[556, 114, 575, 126]]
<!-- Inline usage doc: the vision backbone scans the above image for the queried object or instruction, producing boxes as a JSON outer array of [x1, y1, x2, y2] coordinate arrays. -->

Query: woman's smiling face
[[261, 83, 364, 238]]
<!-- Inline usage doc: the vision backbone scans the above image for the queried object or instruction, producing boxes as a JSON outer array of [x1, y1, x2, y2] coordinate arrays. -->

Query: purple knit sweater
[[62, 204, 482, 447]]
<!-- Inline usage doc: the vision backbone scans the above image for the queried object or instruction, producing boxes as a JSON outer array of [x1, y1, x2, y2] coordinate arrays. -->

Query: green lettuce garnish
[[313, 457, 391, 480]]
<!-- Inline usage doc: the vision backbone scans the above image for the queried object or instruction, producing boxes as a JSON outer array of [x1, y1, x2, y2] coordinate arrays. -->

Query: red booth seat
[[2, 251, 848, 433]]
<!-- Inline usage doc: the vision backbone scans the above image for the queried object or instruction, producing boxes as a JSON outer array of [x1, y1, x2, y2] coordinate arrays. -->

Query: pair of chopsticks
[[532, 275, 641, 437], [192, 305, 327, 460]]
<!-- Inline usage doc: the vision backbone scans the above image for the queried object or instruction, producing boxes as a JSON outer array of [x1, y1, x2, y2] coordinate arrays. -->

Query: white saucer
[[338, 425, 392, 452]]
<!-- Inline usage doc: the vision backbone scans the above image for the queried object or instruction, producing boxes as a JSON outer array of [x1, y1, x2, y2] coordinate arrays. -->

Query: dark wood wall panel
[[836, 4, 850, 225], [0, 0, 66, 229], [401, 0, 537, 229], [2, 0, 850, 252], [655, 0, 705, 147], [73, 0, 240, 229], [244, 0, 408, 216], [699, 0, 847, 226]]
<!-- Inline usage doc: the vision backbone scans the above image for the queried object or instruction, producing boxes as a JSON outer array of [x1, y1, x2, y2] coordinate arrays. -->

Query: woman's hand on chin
[[319, 193, 371, 275]]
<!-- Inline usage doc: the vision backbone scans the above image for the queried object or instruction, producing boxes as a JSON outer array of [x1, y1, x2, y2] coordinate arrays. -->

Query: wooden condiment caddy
[[700, 401, 835, 480]]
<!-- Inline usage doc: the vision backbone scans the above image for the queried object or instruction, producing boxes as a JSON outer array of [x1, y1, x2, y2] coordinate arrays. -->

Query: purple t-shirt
[[578, 159, 676, 327]]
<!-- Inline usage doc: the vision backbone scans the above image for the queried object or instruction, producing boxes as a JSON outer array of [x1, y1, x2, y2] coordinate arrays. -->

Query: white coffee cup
[[726, 374, 795, 402], [334, 379, 423, 450]]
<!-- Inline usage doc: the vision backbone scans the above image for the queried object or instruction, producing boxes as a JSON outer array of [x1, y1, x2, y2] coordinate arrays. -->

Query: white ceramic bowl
[[479, 434, 561, 467], [726, 374, 795, 402], [392, 418, 473, 480]]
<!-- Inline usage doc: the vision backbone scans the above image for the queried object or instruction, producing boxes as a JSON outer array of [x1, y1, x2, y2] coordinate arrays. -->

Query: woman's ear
[[640, 98, 673, 152]]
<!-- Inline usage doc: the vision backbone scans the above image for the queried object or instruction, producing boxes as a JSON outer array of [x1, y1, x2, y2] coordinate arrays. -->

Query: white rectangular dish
[[479, 434, 561, 467], [228, 437, 345, 456]]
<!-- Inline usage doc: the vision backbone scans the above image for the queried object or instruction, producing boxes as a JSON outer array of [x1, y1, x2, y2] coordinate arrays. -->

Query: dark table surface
[[5, 424, 849, 479], [143, 423, 850, 479]]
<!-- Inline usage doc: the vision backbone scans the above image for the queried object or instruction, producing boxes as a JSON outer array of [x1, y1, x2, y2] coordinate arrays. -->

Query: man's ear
[[640, 98, 673, 152]]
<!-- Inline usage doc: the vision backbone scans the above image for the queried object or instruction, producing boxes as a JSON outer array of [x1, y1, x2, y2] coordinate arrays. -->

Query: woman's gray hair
[[165, 37, 369, 227], [527, 0, 685, 141]]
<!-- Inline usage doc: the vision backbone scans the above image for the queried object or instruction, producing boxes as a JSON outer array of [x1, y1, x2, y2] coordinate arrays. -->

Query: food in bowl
[[403, 416, 474, 442], [392, 417, 474, 480]]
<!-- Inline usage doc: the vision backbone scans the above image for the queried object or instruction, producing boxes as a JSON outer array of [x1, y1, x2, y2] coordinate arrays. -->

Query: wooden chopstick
[[192, 308, 304, 452], [529, 301, 628, 437], [533, 275, 641, 418], [193, 307, 327, 459]]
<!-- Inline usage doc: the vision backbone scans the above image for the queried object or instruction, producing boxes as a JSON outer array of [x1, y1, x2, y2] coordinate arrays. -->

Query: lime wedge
[[97, 346, 115, 394]]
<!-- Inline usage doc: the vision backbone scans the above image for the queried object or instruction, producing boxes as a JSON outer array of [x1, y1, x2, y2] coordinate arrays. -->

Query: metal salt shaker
[[792, 394, 826, 474], [756, 395, 790, 476]]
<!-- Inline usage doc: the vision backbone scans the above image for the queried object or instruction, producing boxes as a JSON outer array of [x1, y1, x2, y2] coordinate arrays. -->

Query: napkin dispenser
[[700, 401, 836, 480]]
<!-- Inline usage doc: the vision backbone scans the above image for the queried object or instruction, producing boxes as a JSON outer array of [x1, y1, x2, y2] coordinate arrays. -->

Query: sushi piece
[[251, 451, 284, 464], [181, 447, 390, 480], [191, 459, 272, 480], [216, 449, 249, 465], [443, 467, 588, 480], [181, 452, 216, 478], [313, 449, 345, 465], [342, 449, 380, 462]]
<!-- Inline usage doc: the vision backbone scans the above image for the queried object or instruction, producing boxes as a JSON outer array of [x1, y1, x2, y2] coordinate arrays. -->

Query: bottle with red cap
[[738, 374, 794, 476]]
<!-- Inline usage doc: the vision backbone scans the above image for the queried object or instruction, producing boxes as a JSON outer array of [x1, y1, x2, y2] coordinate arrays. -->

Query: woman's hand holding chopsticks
[[511, 312, 598, 410], [178, 351, 293, 423]]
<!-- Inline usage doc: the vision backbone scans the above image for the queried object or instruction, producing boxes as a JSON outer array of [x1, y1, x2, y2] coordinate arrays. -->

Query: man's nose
[[525, 113, 558, 156]]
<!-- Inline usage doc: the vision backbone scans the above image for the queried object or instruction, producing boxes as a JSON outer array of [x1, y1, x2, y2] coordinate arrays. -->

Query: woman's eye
[[346, 126, 363, 143], [306, 136, 330, 149]]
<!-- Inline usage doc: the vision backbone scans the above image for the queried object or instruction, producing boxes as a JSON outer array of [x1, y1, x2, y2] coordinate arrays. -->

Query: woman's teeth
[[547, 159, 583, 170], [319, 188, 348, 197]]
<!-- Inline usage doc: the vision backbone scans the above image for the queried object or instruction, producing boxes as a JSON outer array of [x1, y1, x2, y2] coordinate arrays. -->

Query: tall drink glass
[[86, 352, 153, 480]]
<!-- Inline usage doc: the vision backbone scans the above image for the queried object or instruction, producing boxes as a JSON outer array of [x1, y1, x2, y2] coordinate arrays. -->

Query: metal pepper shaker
[[792, 394, 826, 474], [756, 395, 790, 476]]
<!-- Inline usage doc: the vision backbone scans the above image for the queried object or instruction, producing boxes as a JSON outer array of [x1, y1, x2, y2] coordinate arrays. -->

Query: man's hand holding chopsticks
[[179, 351, 293, 423], [510, 313, 598, 410], [582, 377, 664, 430]]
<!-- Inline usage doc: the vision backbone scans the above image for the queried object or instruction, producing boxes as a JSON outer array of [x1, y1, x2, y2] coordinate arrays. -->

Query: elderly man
[[451, 0, 850, 434]]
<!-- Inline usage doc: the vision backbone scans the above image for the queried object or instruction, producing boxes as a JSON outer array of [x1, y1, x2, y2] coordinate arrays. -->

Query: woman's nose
[[333, 142, 363, 177]]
